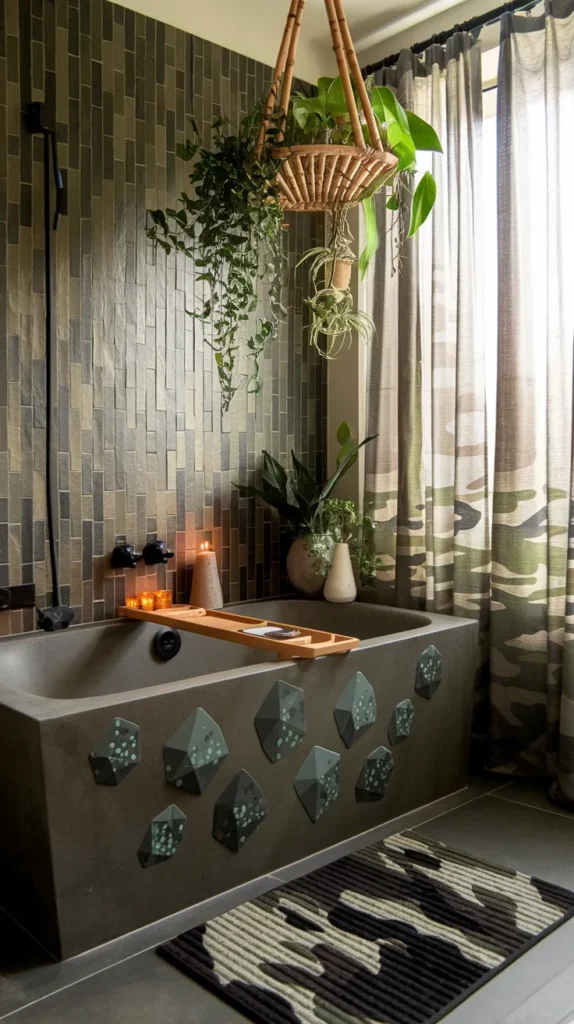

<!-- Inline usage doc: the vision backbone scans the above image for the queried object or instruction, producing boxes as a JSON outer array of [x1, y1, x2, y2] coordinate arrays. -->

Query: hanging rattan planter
[[257, 0, 398, 212]]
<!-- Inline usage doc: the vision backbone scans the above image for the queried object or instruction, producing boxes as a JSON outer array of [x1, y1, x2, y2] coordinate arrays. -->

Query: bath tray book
[[119, 605, 359, 659]]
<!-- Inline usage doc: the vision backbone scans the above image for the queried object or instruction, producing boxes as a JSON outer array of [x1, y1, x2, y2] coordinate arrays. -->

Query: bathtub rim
[[0, 601, 479, 720]]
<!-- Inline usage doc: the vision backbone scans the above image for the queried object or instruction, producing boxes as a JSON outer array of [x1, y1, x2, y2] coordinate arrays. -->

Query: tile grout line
[[490, 791, 574, 822]]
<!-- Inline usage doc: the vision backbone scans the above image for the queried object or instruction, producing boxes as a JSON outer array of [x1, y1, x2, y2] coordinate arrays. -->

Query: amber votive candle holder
[[153, 590, 173, 609], [125, 595, 140, 610], [139, 592, 156, 612]]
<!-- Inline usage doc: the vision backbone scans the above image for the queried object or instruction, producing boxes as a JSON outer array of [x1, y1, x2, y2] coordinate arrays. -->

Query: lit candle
[[154, 590, 173, 609], [125, 595, 140, 610], [139, 591, 156, 612], [190, 542, 224, 609]]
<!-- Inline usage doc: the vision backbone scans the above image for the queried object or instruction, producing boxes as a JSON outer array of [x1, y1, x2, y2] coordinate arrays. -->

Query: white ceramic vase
[[324, 542, 357, 604]]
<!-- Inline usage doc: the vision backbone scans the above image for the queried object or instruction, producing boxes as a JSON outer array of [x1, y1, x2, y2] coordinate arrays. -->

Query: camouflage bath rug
[[159, 830, 574, 1024]]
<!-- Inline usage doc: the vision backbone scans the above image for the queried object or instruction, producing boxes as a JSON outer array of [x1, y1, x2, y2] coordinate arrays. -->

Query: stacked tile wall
[[0, 0, 326, 633]]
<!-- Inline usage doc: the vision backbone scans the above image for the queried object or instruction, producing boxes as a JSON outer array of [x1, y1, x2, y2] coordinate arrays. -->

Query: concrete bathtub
[[0, 599, 478, 959]]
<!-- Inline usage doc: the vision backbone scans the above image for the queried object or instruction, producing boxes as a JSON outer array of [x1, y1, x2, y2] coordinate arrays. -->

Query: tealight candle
[[139, 591, 156, 612], [125, 595, 140, 610], [190, 542, 224, 609], [154, 590, 173, 609]]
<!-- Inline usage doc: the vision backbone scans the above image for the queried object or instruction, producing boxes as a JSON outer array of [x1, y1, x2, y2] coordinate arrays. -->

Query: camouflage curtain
[[365, 39, 490, 650], [490, 1, 574, 797]]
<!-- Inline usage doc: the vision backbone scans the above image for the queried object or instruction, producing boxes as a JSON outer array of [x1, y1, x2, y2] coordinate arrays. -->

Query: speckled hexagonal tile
[[415, 645, 443, 700], [255, 680, 306, 763], [294, 746, 341, 823], [138, 805, 186, 868], [388, 699, 415, 746], [334, 671, 377, 748], [88, 717, 140, 786], [164, 708, 228, 794], [212, 770, 267, 853], [356, 746, 394, 802]]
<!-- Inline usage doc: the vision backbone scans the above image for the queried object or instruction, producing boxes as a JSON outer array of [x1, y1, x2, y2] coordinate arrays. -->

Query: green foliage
[[408, 171, 437, 237], [289, 75, 442, 277], [306, 499, 384, 580], [233, 423, 377, 534], [147, 110, 286, 412]]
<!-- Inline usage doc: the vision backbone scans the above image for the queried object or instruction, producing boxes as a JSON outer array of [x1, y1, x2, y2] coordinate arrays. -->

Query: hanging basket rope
[[258, 0, 398, 212]]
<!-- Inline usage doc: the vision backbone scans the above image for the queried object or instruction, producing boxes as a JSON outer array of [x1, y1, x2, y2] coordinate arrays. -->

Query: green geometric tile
[[388, 699, 415, 746], [164, 708, 228, 794], [415, 645, 442, 700], [255, 680, 306, 763], [334, 671, 377, 748], [88, 717, 140, 786], [138, 804, 186, 868], [294, 746, 340, 823], [212, 770, 267, 853], [356, 746, 394, 802]]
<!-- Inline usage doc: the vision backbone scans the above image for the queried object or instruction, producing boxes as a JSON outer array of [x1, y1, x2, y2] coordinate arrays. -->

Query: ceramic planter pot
[[286, 538, 324, 596], [324, 542, 357, 604], [330, 259, 353, 290]]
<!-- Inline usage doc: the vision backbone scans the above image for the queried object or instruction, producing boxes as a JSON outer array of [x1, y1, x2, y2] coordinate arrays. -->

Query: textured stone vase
[[324, 542, 357, 604], [286, 538, 324, 597]]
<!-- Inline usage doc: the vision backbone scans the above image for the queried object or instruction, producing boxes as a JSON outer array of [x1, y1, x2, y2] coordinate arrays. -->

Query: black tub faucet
[[142, 540, 174, 566], [112, 544, 142, 570]]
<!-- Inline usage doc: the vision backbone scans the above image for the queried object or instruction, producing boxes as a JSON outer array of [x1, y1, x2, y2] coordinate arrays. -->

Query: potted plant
[[234, 421, 377, 595], [286, 75, 442, 356], [306, 498, 383, 598]]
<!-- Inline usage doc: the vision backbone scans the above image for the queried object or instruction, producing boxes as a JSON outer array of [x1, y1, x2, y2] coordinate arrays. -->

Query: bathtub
[[0, 598, 478, 959]]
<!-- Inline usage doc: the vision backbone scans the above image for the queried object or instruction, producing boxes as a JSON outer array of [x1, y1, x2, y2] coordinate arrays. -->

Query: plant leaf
[[386, 194, 400, 211], [406, 110, 443, 152], [336, 421, 352, 446], [359, 194, 378, 279], [233, 483, 302, 524], [408, 171, 437, 238], [326, 77, 349, 118], [290, 451, 320, 516], [371, 86, 416, 169], [261, 451, 288, 499], [320, 434, 378, 502]]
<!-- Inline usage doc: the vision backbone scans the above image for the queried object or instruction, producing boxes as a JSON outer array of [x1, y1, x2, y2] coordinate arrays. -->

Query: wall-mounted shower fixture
[[142, 540, 174, 566], [111, 544, 143, 570], [26, 102, 74, 631]]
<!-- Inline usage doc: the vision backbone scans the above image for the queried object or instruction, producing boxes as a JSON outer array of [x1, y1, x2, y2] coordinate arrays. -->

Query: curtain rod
[[361, 0, 538, 74]]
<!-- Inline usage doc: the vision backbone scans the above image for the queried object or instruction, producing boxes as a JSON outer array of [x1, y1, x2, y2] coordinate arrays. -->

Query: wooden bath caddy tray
[[119, 605, 359, 660]]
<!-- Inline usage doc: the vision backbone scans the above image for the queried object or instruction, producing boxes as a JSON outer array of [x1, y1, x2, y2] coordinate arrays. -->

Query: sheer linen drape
[[365, 38, 490, 710], [490, 1, 574, 797]]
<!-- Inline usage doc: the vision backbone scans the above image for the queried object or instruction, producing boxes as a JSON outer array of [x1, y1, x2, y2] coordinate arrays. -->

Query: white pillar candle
[[190, 543, 224, 609]]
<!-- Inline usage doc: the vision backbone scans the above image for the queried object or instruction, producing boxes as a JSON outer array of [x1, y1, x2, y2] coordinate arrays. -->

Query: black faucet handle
[[142, 540, 174, 566], [112, 544, 143, 570]]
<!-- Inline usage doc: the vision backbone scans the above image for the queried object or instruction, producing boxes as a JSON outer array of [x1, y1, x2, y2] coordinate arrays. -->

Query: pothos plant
[[147, 110, 287, 412], [289, 75, 442, 355]]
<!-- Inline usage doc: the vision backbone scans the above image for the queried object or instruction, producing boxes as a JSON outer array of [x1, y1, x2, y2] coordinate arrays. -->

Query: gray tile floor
[[2, 776, 574, 1024]]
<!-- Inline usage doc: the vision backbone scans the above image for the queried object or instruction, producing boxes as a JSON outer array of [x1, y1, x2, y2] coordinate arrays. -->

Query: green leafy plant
[[296, 208, 374, 357], [288, 75, 442, 361], [147, 109, 286, 412], [233, 420, 377, 534], [291, 76, 442, 265], [306, 498, 384, 581]]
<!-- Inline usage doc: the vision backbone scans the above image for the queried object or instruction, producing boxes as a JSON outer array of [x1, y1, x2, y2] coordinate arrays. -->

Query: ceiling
[[120, 0, 495, 82]]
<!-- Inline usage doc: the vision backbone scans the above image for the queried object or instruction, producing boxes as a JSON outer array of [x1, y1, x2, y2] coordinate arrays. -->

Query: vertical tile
[[3, 3, 326, 635]]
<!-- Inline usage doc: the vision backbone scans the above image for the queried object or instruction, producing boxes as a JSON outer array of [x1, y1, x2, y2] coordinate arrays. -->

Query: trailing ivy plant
[[147, 110, 287, 412]]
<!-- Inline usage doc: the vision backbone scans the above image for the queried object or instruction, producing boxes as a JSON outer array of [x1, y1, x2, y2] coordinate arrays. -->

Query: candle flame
[[200, 541, 211, 551]]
